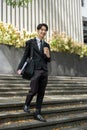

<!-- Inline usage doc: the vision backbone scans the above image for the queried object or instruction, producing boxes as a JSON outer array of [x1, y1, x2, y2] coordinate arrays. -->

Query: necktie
[[40, 40, 43, 53]]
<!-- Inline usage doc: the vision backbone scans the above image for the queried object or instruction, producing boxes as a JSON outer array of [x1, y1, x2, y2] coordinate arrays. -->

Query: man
[[17, 23, 51, 122]]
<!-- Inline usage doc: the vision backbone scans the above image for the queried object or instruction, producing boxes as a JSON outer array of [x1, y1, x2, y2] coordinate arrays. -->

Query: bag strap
[[26, 44, 33, 62], [30, 44, 33, 59]]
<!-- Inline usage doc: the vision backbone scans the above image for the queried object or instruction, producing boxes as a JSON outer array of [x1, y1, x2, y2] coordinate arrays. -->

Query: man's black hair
[[37, 23, 48, 31]]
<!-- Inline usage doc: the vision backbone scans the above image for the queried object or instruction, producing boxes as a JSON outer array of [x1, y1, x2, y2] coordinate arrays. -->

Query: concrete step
[[0, 105, 87, 127], [0, 89, 87, 93], [0, 93, 87, 129], [1, 75, 87, 81], [0, 112, 87, 130], [63, 125, 87, 130], [1, 75, 87, 129], [1, 86, 87, 89], [0, 103, 87, 120], [0, 101, 86, 112], [48, 81, 87, 84], [1, 94, 87, 103], [0, 97, 87, 110], [1, 83, 87, 87], [1, 80, 87, 84], [1, 87, 87, 92], [1, 93, 87, 105], [0, 90, 87, 97]]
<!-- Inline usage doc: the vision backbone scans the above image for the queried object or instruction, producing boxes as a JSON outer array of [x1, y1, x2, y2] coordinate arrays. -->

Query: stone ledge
[[1, 44, 87, 76]]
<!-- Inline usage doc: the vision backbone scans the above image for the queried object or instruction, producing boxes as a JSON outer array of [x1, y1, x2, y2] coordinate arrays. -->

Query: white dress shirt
[[36, 37, 43, 50]]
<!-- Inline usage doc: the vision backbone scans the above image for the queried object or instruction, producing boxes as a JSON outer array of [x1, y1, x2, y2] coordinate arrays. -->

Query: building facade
[[82, 0, 87, 43], [0, 0, 83, 42]]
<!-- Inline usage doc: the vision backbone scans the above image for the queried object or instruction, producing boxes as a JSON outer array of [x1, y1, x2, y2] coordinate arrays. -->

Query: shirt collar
[[36, 37, 43, 42]]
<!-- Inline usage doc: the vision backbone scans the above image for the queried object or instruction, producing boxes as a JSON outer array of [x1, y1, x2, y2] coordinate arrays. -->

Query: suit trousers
[[25, 69, 48, 112]]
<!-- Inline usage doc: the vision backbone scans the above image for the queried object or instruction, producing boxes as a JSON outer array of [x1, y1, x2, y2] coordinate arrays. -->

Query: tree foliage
[[5, 0, 32, 7]]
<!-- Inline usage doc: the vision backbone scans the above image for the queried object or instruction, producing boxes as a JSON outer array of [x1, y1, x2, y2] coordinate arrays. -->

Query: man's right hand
[[17, 69, 22, 75]]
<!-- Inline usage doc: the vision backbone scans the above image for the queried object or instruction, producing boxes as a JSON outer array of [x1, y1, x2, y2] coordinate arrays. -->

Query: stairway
[[0, 75, 87, 130]]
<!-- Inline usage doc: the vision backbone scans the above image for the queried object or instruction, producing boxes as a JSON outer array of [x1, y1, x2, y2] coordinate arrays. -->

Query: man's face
[[37, 26, 47, 39]]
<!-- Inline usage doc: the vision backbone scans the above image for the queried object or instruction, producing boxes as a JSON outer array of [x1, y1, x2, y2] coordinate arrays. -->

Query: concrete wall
[[0, 0, 83, 42], [1, 44, 87, 76]]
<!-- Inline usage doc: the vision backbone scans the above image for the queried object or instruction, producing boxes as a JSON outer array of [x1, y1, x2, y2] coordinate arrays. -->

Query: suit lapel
[[32, 38, 39, 51]]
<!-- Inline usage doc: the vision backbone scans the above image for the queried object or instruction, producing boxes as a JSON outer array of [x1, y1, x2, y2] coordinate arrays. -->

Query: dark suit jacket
[[17, 38, 51, 71]]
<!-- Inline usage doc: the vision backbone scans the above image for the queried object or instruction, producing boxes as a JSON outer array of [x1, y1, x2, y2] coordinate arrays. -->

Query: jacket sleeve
[[43, 43, 51, 62], [17, 40, 31, 70]]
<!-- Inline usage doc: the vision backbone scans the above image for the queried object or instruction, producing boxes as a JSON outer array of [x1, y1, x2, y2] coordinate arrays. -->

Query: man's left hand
[[44, 47, 50, 58]]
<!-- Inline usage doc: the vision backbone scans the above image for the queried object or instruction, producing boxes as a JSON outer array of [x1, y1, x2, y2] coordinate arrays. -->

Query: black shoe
[[23, 105, 30, 113], [34, 114, 46, 122]]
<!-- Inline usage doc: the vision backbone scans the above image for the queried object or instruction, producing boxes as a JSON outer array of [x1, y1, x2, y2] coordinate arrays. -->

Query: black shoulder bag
[[21, 45, 34, 80]]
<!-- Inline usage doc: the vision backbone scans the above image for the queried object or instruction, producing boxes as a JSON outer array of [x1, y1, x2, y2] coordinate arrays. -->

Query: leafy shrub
[[1, 22, 87, 58], [0, 22, 37, 47], [50, 31, 87, 57]]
